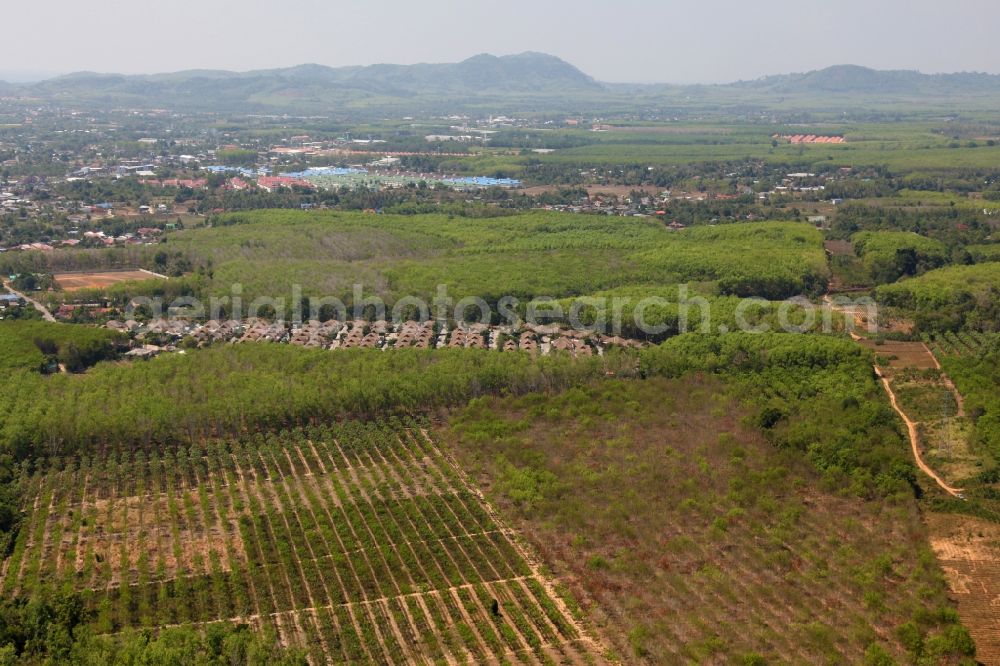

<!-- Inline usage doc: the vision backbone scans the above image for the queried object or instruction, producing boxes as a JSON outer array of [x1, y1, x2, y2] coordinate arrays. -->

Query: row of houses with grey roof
[[105, 317, 645, 358]]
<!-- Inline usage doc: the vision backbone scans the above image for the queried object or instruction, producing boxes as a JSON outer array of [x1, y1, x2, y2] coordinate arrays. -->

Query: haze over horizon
[[2, 0, 999, 84]]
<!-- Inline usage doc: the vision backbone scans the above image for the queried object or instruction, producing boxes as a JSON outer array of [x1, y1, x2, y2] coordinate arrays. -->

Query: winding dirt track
[[830, 289, 965, 497], [874, 366, 964, 497], [923, 342, 967, 417]]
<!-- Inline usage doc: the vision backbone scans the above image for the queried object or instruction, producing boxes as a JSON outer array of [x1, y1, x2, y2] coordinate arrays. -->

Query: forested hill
[[10, 57, 1000, 114], [732, 64, 1000, 95], [18, 53, 603, 113]]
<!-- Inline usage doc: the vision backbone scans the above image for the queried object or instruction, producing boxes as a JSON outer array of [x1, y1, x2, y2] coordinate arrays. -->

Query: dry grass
[[824, 239, 855, 257], [863, 340, 938, 370]]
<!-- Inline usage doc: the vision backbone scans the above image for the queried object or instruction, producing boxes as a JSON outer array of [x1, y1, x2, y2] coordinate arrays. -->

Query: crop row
[[0, 421, 593, 664], [923, 331, 995, 357]]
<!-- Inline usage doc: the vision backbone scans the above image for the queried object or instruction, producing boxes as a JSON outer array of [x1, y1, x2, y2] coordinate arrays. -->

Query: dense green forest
[[641, 333, 917, 497], [942, 339, 1000, 467], [0, 321, 123, 373], [0, 332, 901, 498], [2, 212, 830, 312], [852, 230, 948, 284], [557, 286, 842, 340], [876, 263, 1000, 332], [0, 591, 303, 665], [181, 213, 827, 305], [967, 243, 1000, 263], [0, 344, 633, 459], [830, 204, 993, 249]]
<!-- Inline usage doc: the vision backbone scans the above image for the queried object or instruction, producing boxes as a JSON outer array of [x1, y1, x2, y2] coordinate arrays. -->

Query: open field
[[315, 120, 1000, 178], [885, 366, 978, 488], [864, 190, 997, 212], [860, 340, 938, 369], [823, 239, 854, 257], [859, 337, 977, 488], [531, 135, 1000, 170], [0, 422, 600, 664], [54, 270, 165, 292]]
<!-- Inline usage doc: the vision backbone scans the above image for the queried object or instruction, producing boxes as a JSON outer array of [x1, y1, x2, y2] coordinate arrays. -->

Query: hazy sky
[[2, 0, 998, 83]]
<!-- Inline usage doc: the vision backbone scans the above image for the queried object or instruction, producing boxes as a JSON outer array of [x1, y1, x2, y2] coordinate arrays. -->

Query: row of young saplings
[[922, 330, 994, 357], [2, 421, 591, 664]]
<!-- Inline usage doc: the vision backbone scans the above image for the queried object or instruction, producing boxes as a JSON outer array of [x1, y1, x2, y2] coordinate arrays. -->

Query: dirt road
[[875, 366, 964, 497], [2, 281, 56, 322], [826, 289, 966, 497], [923, 342, 967, 417]]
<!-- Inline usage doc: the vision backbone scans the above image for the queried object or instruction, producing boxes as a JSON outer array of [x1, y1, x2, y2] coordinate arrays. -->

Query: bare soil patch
[[55, 270, 164, 292], [63, 491, 246, 587], [824, 239, 855, 256], [860, 340, 938, 370], [927, 513, 1000, 665]]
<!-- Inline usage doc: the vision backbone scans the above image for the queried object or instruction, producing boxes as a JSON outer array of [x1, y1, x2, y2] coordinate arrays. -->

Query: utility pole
[[941, 388, 953, 457]]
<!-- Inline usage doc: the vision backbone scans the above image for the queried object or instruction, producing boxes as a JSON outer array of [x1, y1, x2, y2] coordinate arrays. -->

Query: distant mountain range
[[5, 53, 602, 113], [733, 64, 1000, 95], [3, 54, 1000, 115]]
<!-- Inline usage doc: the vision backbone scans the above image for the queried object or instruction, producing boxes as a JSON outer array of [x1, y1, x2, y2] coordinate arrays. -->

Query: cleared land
[[928, 513, 1000, 665], [865, 340, 976, 486], [876, 367, 967, 497], [860, 340, 938, 370], [823, 239, 855, 257], [860, 333, 1000, 662], [54, 270, 164, 292], [849, 333, 971, 493], [1, 423, 600, 664]]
